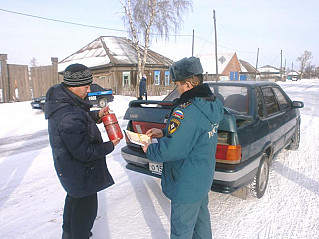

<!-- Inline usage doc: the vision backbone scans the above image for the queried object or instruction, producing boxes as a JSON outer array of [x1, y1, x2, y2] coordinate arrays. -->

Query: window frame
[[164, 71, 170, 86], [154, 71, 160, 86], [122, 71, 131, 87], [261, 86, 280, 116], [272, 87, 291, 111]]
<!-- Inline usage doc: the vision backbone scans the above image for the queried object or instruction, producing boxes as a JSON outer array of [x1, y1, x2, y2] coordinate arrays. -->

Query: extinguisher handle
[[99, 105, 110, 117]]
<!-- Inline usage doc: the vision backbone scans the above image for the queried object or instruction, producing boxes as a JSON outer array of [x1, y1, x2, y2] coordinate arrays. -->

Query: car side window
[[261, 87, 280, 116], [255, 88, 265, 118], [272, 87, 290, 110]]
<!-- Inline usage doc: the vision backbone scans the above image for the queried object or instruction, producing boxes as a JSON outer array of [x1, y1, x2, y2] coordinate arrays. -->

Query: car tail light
[[216, 144, 241, 164]]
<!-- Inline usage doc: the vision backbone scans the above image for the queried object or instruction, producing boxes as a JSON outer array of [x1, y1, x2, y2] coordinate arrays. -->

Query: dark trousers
[[139, 93, 147, 100], [62, 193, 98, 239]]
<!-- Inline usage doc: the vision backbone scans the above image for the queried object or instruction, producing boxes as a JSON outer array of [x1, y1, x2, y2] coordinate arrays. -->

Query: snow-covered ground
[[0, 79, 318, 239]]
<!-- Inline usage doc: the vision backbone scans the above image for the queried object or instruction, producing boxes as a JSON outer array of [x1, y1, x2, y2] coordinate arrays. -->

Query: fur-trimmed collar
[[174, 83, 215, 106]]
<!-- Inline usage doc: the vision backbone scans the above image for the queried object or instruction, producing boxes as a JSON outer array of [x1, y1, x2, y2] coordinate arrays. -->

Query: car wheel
[[249, 153, 269, 199], [286, 123, 300, 151], [98, 98, 107, 108]]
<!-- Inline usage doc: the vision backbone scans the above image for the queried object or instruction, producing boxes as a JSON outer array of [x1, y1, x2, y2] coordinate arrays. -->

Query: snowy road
[[0, 80, 318, 239]]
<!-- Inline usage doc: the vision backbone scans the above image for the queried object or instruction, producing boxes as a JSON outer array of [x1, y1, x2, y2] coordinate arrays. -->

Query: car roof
[[206, 80, 279, 88]]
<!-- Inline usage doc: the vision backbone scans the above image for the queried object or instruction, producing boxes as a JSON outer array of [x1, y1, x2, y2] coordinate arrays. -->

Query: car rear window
[[163, 84, 250, 115], [210, 85, 249, 115]]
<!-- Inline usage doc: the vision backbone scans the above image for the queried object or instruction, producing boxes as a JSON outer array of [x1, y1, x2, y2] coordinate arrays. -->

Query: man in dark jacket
[[139, 74, 147, 100], [44, 63, 121, 239], [142, 57, 224, 239]]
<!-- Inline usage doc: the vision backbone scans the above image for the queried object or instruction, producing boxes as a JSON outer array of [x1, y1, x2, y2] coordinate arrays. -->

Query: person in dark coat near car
[[142, 57, 224, 239], [139, 74, 147, 100], [44, 63, 121, 239]]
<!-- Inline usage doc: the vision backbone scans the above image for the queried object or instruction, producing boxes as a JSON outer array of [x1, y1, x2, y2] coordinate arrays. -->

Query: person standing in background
[[139, 74, 147, 100]]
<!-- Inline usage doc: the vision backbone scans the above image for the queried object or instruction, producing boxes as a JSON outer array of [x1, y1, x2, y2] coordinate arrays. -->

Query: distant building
[[287, 71, 300, 80], [258, 65, 281, 81], [197, 52, 241, 81], [59, 36, 174, 96]]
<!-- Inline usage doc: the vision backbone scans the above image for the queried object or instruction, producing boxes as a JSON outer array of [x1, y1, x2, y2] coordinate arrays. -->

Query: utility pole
[[255, 48, 259, 81], [213, 10, 219, 81], [291, 62, 294, 80], [284, 59, 286, 80], [280, 50, 283, 81], [192, 29, 195, 57]]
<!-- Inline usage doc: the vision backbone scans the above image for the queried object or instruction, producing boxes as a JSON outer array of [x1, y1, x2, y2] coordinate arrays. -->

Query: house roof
[[58, 36, 174, 72], [196, 52, 237, 75], [239, 59, 259, 73], [258, 65, 281, 72]]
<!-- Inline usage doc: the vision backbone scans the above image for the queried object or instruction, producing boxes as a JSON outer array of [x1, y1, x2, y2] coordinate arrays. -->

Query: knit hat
[[63, 63, 93, 87], [170, 57, 203, 82]]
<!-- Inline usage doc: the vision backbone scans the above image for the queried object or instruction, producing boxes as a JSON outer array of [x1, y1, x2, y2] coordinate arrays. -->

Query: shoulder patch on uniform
[[168, 118, 181, 134], [172, 110, 184, 120], [179, 101, 192, 109]]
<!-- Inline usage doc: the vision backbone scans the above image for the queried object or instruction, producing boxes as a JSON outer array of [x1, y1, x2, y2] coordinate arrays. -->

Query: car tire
[[98, 98, 107, 108], [286, 123, 300, 151], [249, 153, 269, 199]]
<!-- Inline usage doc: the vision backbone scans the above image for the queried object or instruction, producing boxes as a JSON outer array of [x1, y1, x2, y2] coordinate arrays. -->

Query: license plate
[[33, 103, 39, 107], [149, 162, 163, 175]]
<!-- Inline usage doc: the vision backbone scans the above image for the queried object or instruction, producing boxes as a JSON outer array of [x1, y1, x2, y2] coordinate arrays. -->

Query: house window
[[123, 72, 130, 87], [154, 71, 160, 85], [165, 71, 170, 86]]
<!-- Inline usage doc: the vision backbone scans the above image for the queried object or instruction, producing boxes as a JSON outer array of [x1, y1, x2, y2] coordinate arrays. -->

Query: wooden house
[[59, 36, 174, 96]]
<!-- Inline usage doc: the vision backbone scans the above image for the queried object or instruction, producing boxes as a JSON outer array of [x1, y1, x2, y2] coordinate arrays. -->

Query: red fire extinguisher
[[101, 112, 123, 141]]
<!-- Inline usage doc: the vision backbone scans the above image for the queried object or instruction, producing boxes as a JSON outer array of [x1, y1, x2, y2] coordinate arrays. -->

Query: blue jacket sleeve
[[59, 112, 114, 163]]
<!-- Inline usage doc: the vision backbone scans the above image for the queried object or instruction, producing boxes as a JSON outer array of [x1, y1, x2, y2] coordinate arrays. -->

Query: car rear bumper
[[121, 146, 262, 194]]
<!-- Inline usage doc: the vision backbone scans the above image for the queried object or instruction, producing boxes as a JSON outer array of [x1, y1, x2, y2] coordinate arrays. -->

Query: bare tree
[[30, 57, 38, 67], [296, 50, 312, 78], [119, 0, 192, 96], [304, 64, 315, 79]]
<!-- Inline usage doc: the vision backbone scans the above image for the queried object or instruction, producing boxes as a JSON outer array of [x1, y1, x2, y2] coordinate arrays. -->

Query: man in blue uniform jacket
[[142, 57, 224, 239]]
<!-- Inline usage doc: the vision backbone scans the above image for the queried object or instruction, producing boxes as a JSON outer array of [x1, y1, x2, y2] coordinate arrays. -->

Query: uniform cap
[[170, 57, 203, 82]]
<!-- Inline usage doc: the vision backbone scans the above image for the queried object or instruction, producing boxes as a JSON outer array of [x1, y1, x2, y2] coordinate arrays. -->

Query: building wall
[[222, 53, 241, 77], [91, 66, 174, 96]]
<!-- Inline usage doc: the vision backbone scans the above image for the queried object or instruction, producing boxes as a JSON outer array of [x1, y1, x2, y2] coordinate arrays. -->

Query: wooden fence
[[0, 55, 60, 103]]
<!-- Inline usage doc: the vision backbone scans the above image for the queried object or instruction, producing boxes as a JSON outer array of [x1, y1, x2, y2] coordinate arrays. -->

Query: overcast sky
[[1, 0, 318, 70]]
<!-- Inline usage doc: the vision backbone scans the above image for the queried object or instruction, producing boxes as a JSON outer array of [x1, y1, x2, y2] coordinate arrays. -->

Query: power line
[[195, 36, 256, 54], [0, 8, 270, 57], [0, 8, 128, 32]]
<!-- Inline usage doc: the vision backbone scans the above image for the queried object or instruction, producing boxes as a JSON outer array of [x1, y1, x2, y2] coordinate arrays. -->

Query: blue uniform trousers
[[171, 195, 212, 239]]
